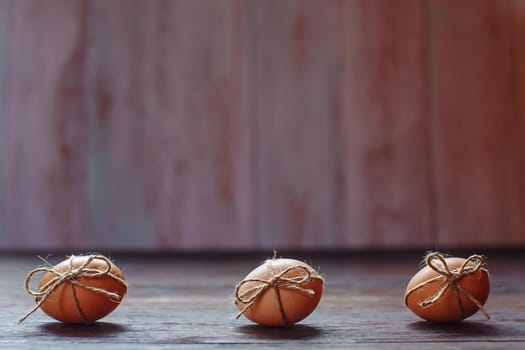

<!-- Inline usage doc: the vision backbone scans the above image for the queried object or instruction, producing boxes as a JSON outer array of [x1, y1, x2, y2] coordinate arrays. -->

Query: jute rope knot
[[17, 255, 127, 324], [405, 252, 490, 320], [235, 264, 322, 326]]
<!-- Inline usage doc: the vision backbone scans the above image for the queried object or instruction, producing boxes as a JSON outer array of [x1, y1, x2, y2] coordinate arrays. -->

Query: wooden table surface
[[1, 251, 524, 349]]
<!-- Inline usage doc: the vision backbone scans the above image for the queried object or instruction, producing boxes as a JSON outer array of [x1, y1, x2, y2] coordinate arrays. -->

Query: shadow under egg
[[38, 321, 128, 337], [236, 324, 323, 340], [407, 320, 512, 337]]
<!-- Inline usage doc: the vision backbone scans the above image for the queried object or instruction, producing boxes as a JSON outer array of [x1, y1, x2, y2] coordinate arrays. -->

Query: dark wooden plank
[[337, 0, 431, 248], [2, 0, 88, 250], [428, 0, 522, 247], [254, 0, 339, 249], [2, 252, 524, 348]]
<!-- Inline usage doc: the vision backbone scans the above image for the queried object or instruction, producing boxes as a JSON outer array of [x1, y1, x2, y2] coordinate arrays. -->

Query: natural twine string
[[404, 252, 490, 321], [17, 255, 127, 324], [234, 263, 323, 326]]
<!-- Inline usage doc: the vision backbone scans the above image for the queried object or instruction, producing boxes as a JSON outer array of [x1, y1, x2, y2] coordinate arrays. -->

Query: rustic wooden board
[[2, 252, 524, 349], [1, 0, 88, 250], [512, 0, 525, 246], [428, 0, 522, 247], [87, 0, 253, 250], [253, 0, 339, 249], [84, 0, 161, 250], [337, 0, 431, 248], [1, 0, 525, 251], [152, 0, 253, 250], [0, 0, 13, 242]]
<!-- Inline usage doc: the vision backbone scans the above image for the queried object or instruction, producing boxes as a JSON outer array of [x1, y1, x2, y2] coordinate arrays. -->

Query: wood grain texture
[[85, 0, 161, 250], [152, 0, 253, 250], [0, 0, 13, 242], [86, 0, 253, 250], [512, 0, 525, 246], [1, 0, 525, 251], [254, 0, 339, 249], [3, 252, 525, 348], [2, 0, 88, 250], [428, 0, 522, 247], [337, 0, 431, 248]]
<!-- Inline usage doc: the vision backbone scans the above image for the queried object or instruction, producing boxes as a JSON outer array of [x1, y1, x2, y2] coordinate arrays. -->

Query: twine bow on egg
[[405, 252, 490, 320], [234, 265, 321, 326], [17, 255, 127, 324]]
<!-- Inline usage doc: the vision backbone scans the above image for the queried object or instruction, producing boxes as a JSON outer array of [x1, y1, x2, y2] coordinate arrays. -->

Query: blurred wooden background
[[1, 0, 524, 252]]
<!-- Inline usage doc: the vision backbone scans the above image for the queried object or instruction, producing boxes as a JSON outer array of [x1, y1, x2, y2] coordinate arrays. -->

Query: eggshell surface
[[405, 257, 490, 323], [38, 255, 127, 324], [236, 258, 323, 327]]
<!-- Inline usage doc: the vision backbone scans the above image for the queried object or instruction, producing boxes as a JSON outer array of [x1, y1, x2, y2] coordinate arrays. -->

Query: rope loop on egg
[[404, 252, 490, 321], [17, 255, 127, 324], [234, 264, 323, 326]]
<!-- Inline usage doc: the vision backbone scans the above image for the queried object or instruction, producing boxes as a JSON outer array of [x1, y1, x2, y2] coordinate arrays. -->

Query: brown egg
[[235, 258, 323, 327], [405, 254, 490, 323], [36, 255, 127, 324]]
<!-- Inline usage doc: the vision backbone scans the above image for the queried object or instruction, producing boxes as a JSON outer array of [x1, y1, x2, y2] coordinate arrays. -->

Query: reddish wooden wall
[[1, 0, 524, 251]]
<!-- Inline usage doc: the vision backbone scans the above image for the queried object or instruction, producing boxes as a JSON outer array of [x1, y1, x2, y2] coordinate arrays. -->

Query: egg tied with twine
[[404, 252, 490, 322], [235, 260, 324, 327], [17, 255, 127, 324]]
